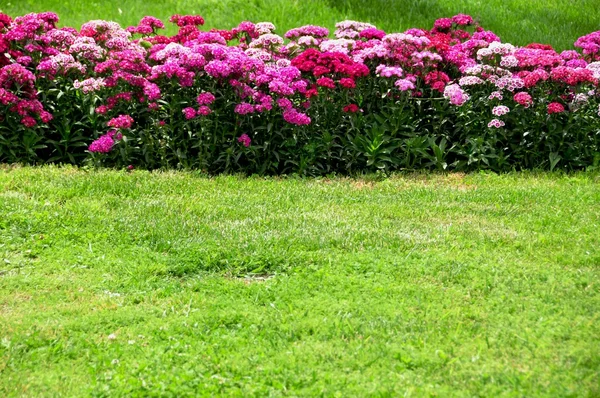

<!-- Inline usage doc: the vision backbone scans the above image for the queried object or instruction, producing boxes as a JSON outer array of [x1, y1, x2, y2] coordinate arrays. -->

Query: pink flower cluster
[[169, 15, 205, 27], [335, 21, 376, 39], [127, 16, 165, 35], [547, 102, 565, 114], [238, 133, 251, 147], [575, 31, 600, 60], [89, 130, 117, 153], [73, 77, 105, 93], [453, 33, 600, 125], [513, 92, 533, 107], [107, 115, 134, 129], [285, 25, 329, 40]]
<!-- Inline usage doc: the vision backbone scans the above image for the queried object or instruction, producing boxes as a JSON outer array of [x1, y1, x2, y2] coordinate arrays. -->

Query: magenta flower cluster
[[107, 114, 134, 129], [89, 130, 116, 153], [238, 133, 251, 147]]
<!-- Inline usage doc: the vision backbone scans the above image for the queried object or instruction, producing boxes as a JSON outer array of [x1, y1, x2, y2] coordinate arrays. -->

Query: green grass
[[1, 0, 599, 50], [1, 166, 599, 396], [2, 2, 599, 394]]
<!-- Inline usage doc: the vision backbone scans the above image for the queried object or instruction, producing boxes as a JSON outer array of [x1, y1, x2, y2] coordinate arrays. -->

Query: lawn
[[0, 166, 599, 396], [1, 0, 600, 395], [1, 0, 599, 50]]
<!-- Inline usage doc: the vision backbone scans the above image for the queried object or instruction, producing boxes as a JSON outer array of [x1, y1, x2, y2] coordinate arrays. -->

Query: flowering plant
[[0, 12, 599, 172]]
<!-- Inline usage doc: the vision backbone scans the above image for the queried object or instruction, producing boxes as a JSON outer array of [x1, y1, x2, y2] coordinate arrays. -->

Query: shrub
[[0, 12, 599, 173]]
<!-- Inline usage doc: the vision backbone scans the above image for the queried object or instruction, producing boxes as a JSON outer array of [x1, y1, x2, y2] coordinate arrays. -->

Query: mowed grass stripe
[[0, 167, 599, 395]]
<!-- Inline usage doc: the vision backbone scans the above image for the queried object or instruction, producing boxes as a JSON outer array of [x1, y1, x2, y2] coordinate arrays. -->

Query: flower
[[394, 78, 415, 91], [488, 91, 503, 100], [316, 77, 336, 89], [547, 102, 565, 114], [487, 119, 505, 128], [343, 104, 359, 113], [107, 115, 134, 129], [319, 38, 355, 54], [575, 31, 600, 58], [249, 34, 284, 50], [73, 77, 105, 93], [443, 84, 469, 106], [277, 98, 292, 109], [196, 92, 216, 106], [376, 65, 403, 78], [334, 20, 376, 39], [339, 78, 356, 89], [182, 107, 196, 119], [39, 111, 53, 123], [283, 108, 311, 125], [234, 103, 255, 115], [425, 71, 450, 93], [433, 18, 453, 31], [128, 16, 165, 35], [492, 105, 510, 116], [197, 106, 212, 116], [169, 14, 205, 27], [21, 116, 37, 128], [255, 22, 276, 35], [1, 64, 36, 88], [513, 92, 533, 107], [285, 25, 329, 40], [452, 14, 474, 26], [459, 76, 484, 86], [359, 28, 386, 40], [89, 131, 115, 153], [238, 134, 251, 147]]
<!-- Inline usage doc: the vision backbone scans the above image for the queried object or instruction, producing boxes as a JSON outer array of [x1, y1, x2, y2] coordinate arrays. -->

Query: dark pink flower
[[21, 116, 37, 128], [343, 104, 359, 113], [316, 77, 335, 89], [107, 115, 134, 129], [196, 92, 216, 105], [238, 133, 251, 147], [234, 103, 255, 115], [89, 132, 115, 153], [182, 107, 196, 119], [169, 14, 205, 27], [452, 14, 474, 26], [339, 78, 356, 89], [197, 106, 212, 116], [547, 102, 565, 114], [359, 28, 386, 40], [95, 105, 108, 114], [433, 18, 453, 31], [513, 92, 533, 107], [39, 111, 53, 123]]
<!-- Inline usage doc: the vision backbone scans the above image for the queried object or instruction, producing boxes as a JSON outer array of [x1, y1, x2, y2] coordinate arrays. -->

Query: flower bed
[[0, 12, 599, 173]]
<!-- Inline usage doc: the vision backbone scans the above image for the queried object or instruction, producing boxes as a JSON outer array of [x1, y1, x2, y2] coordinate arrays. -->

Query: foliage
[[1, 167, 599, 396], [0, 12, 599, 173]]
